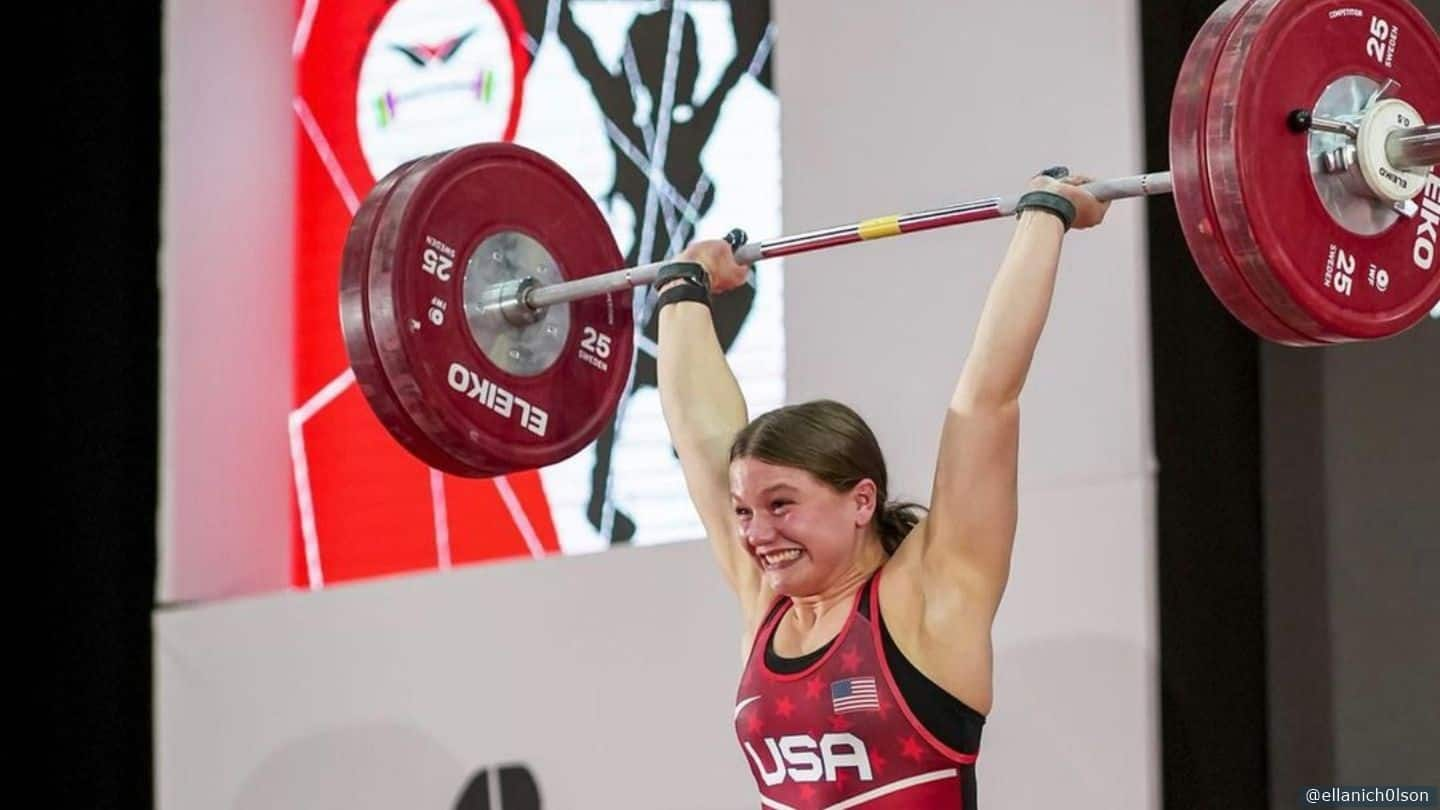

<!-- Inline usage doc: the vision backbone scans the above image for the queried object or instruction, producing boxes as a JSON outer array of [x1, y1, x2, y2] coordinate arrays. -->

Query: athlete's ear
[[850, 479, 877, 528]]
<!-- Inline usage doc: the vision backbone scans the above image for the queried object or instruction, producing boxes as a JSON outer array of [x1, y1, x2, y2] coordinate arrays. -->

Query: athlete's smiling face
[[729, 457, 877, 595]]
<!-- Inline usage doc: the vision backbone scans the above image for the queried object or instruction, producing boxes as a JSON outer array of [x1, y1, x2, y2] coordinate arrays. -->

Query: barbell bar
[[518, 173, 1179, 312]]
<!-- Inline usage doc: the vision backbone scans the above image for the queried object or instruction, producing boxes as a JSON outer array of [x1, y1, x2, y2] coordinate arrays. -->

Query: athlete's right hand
[[1027, 172, 1111, 230], [675, 239, 750, 294]]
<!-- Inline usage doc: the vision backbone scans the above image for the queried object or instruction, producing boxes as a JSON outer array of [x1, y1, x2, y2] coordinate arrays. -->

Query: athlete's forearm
[[952, 212, 1065, 410], [658, 300, 748, 452]]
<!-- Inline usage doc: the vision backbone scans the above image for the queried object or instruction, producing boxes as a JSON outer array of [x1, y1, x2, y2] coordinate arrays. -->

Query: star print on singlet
[[734, 570, 983, 808]]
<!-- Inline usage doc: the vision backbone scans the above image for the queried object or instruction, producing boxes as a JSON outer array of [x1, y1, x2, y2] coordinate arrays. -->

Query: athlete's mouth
[[760, 549, 803, 569]]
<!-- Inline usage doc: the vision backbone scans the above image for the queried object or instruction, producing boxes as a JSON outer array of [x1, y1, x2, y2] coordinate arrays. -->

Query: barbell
[[339, 0, 1440, 478]]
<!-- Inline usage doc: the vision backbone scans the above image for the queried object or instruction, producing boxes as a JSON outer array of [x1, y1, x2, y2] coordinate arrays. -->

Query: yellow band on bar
[[856, 216, 902, 240]]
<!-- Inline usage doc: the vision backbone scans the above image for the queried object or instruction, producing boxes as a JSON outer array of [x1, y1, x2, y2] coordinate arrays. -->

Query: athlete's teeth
[[764, 550, 800, 566]]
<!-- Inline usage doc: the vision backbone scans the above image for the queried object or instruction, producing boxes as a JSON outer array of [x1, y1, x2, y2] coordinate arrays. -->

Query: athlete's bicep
[[674, 436, 765, 604], [909, 403, 1020, 615]]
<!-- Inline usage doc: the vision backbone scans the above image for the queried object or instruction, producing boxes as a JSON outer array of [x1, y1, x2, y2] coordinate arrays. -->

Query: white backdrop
[[157, 542, 751, 808], [158, 0, 1158, 806]]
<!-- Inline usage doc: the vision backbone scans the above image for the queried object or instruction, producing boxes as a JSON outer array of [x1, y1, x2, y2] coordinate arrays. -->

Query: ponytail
[[876, 500, 927, 555]]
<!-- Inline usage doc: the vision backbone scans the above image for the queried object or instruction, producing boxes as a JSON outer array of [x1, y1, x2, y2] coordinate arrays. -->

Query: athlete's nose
[[744, 512, 777, 547]]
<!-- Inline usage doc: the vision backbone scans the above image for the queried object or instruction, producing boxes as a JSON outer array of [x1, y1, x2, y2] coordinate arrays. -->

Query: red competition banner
[[291, 0, 558, 588], [289, 0, 781, 588]]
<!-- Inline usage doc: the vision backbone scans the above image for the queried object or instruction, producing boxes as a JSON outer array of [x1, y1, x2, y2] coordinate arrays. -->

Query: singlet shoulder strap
[[858, 567, 883, 619], [742, 595, 791, 666], [760, 595, 789, 628]]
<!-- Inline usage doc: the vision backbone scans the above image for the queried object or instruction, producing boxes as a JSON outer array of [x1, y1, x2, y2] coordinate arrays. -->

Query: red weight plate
[[1206, 0, 1440, 342], [368, 142, 634, 476], [339, 152, 480, 475], [1170, 0, 1326, 345]]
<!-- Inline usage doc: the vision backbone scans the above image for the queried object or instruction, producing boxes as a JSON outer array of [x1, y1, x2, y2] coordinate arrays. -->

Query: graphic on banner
[[356, 0, 530, 177], [293, 0, 783, 586]]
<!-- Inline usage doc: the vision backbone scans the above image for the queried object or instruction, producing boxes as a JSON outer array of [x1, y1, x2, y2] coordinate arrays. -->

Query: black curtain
[[49, 2, 160, 806], [1140, 1, 1269, 807]]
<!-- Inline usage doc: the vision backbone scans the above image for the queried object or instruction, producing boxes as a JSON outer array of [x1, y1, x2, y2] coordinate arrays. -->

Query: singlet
[[733, 569, 984, 808]]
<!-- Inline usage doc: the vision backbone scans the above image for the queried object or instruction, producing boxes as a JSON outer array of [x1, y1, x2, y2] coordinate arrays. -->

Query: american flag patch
[[830, 676, 880, 714]]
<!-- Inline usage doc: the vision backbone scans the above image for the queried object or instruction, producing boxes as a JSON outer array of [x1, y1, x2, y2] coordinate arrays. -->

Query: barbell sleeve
[[1386, 123, 1440, 171]]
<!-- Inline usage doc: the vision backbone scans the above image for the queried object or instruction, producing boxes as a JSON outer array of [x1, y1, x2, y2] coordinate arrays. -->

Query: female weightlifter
[[656, 169, 1111, 808]]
